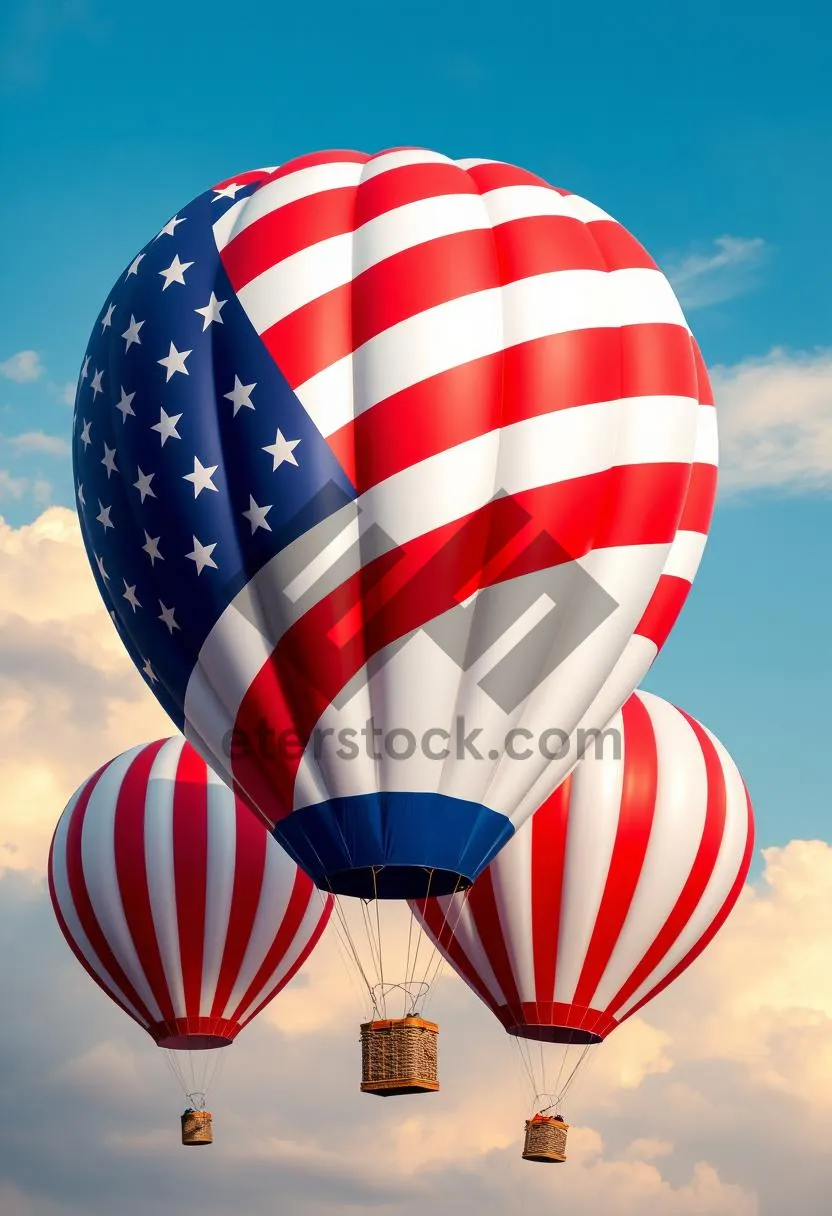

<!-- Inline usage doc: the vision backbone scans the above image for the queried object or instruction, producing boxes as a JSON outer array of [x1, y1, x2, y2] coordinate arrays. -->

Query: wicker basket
[[360, 1016, 439, 1096], [522, 1114, 569, 1163], [181, 1109, 213, 1146]]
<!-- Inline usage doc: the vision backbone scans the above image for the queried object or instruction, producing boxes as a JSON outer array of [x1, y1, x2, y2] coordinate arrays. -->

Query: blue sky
[[1, 0, 829, 861]]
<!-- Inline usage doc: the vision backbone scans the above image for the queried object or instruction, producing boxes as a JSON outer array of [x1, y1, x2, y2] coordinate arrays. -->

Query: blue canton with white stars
[[72, 179, 357, 726]]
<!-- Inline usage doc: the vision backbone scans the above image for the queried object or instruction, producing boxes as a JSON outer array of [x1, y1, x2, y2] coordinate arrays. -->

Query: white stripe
[[200, 767, 237, 1016], [481, 184, 612, 227], [455, 158, 503, 169], [143, 737, 187, 1018], [490, 821, 537, 1003], [50, 786, 149, 1026], [235, 191, 494, 332], [233, 180, 633, 340], [213, 160, 366, 250], [80, 744, 164, 1022], [662, 529, 708, 581], [592, 697, 709, 1009], [552, 704, 627, 1005], [360, 147, 458, 180], [234, 889, 319, 1026], [183, 392, 699, 761], [558, 193, 617, 225], [419, 895, 508, 1009], [296, 269, 690, 436], [693, 404, 718, 465], [220, 835, 295, 1019], [615, 724, 750, 1019]]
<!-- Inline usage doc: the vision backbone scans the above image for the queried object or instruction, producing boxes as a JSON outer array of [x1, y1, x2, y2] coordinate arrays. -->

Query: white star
[[133, 467, 157, 501], [96, 500, 114, 530], [101, 302, 116, 330], [126, 252, 145, 277], [142, 530, 164, 564], [186, 535, 218, 574], [142, 657, 158, 683], [80, 355, 90, 381], [115, 387, 135, 421], [242, 494, 273, 533], [122, 580, 141, 611], [150, 407, 182, 445], [122, 315, 145, 350], [76, 482, 85, 506], [157, 342, 191, 381], [158, 253, 195, 290], [95, 553, 110, 582], [224, 375, 256, 414], [90, 368, 104, 399], [79, 419, 92, 448], [183, 456, 219, 498], [158, 601, 180, 634], [156, 214, 186, 238], [213, 182, 243, 200], [263, 429, 301, 470], [101, 443, 118, 478], [195, 292, 226, 330]]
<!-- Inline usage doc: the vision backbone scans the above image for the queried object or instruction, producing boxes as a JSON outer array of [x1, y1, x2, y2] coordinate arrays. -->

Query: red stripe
[[413, 898, 502, 1015], [530, 780, 572, 1007], [621, 783, 754, 1026], [231, 463, 691, 823], [504, 1002, 618, 1041], [634, 574, 693, 649], [47, 782, 144, 1030], [679, 461, 717, 535], [62, 766, 155, 1024], [262, 218, 673, 394], [583, 220, 659, 272], [112, 739, 176, 1024], [227, 870, 314, 1026], [692, 338, 715, 406], [171, 743, 210, 1021], [571, 695, 659, 1010], [464, 870, 525, 1020], [221, 185, 359, 290], [212, 169, 273, 192], [260, 225, 501, 389], [604, 708, 730, 1016], [208, 796, 269, 1020], [464, 161, 568, 194], [330, 323, 699, 494], [237, 886, 332, 1029], [353, 161, 478, 226]]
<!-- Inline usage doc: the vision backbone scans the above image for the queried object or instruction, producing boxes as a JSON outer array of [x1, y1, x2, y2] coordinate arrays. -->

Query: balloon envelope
[[48, 737, 332, 1048], [412, 690, 754, 1042], [71, 149, 715, 899]]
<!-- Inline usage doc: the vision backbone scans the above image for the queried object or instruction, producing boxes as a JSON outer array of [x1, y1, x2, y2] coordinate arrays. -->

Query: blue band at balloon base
[[271, 791, 514, 899]]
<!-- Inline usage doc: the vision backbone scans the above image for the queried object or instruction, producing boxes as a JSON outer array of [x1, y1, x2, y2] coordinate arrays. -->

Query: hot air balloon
[[412, 690, 754, 1162], [70, 148, 715, 1088], [48, 737, 332, 1144]]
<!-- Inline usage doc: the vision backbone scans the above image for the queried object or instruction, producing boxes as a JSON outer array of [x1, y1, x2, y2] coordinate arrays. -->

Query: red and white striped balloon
[[413, 690, 753, 1042], [48, 736, 332, 1049]]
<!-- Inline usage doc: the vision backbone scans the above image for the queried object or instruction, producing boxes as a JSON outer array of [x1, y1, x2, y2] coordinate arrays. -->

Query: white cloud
[[1, 507, 832, 1214], [0, 470, 28, 500], [664, 236, 768, 310], [713, 348, 832, 493], [7, 431, 70, 456], [0, 350, 44, 383]]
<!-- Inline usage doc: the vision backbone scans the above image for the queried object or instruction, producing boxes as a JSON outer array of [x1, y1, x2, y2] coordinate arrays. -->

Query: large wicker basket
[[522, 1114, 569, 1163], [181, 1109, 213, 1146], [360, 1016, 439, 1096]]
